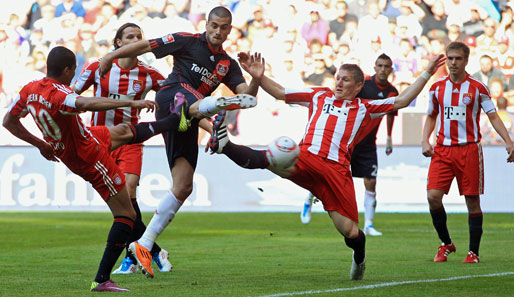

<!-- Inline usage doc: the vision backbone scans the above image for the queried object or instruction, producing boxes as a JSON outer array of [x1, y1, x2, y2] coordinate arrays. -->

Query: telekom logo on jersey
[[0, 153, 211, 210]]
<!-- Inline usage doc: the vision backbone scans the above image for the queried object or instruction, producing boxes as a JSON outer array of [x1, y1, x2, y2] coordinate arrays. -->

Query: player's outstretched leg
[[128, 242, 154, 278], [199, 94, 257, 117], [209, 110, 229, 153], [344, 230, 366, 280], [208, 111, 269, 169], [301, 193, 314, 224]]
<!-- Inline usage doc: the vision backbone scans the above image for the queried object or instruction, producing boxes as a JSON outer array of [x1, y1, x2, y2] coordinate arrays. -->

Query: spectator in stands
[[328, 0, 356, 45], [495, 36, 514, 79], [83, 0, 105, 24], [357, 0, 388, 48], [395, 1, 424, 41], [473, 54, 508, 91], [34, 4, 61, 44], [304, 53, 333, 86], [496, 5, 514, 51], [420, 0, 447, 40], [442, 18, 467, 46], [462, 4, 487, 37], [393, 38, 419, 76], [24, 0, 46, 30], [54, 0, 86, 19], [339, 16, 359, 51], [159, 2, 195, 35], [301, 8, 329, 46], [476, 17, 500, 56], [91, 2, 119, 42]]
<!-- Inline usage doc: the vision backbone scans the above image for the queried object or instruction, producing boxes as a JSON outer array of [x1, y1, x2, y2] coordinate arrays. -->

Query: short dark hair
[[376, 53, 392, 63], [208, 6, 232, 23], [339, 64, 364, 83], [46, 46, 76, 77], [446, 41, 470, 59], [113, 23, 141, 49]]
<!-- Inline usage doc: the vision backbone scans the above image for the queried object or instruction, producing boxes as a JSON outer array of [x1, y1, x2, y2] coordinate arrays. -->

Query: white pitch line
[[254, 272, 514, 297]]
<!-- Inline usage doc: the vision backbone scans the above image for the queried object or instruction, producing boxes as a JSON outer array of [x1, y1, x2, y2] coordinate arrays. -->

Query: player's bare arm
[[2, 113, 59, 162], [486, 111, 514, 162], [75, 96, 157, 112], [99, 40, 152, 77], [235, 52, 265, 96], [393, 54, 446, 110], [421, 114, 437, 157]]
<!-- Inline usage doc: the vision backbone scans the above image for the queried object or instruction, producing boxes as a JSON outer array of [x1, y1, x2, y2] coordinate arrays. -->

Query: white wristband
[[421, 71, 431, 81]]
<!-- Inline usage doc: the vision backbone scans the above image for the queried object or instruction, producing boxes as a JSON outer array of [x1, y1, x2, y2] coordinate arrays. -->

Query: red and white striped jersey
[[74, 59, 165, 126], [427, 73, 496, 146], [284, 87, 395, 165]]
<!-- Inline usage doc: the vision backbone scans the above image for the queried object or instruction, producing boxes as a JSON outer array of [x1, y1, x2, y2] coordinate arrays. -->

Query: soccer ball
[[265, 136, 300, 169]]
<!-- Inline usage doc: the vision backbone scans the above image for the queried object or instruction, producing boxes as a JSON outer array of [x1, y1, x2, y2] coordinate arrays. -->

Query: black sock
[[430, 206, 452, 245], [222, 141, 269, 169], [94, 216, 134, 283], [344, 230, 366, 264], [129, 114, 179, 144], [468, 212, 483, 256]]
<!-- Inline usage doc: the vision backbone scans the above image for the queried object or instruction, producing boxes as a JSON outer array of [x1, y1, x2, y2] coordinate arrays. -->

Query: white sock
[[364, 190, 377, 227], [198, 96, 220, 117], [138, 191, 182, 250]]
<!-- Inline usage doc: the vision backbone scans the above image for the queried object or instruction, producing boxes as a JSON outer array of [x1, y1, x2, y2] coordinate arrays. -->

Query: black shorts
[[350, 148, 378, 178], [155, 83, 204, 170]]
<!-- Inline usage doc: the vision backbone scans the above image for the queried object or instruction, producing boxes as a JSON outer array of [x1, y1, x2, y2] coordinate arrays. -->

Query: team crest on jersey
[[462, 93, 472, 105], [113, 174, 122, 185], [162, 34, 175, 44], [216, 64, 228, 76], [133, 80, 144, 92]]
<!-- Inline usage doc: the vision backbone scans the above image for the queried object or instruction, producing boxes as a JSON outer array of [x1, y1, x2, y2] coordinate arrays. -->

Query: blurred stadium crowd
[[1, 0, 514, 145]]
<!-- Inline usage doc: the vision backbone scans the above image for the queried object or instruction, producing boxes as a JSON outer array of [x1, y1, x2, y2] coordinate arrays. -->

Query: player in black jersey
[[352, 54, 398, 236], [301, 54, 398, 235], [98, 6, 264, 278]]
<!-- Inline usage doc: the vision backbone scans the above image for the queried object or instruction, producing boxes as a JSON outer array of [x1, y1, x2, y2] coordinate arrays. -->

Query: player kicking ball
[[208, 52, 446, 280]]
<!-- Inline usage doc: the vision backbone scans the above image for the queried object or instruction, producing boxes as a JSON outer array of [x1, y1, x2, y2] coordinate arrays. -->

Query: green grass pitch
[[1, 212, 513, 297]]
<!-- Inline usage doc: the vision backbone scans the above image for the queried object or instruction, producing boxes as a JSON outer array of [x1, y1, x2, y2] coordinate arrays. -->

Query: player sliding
[[209, 52, 446, 280]]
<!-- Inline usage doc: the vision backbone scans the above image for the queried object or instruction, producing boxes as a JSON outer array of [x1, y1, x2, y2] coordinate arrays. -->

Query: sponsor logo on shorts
[[113, 173, 122, 185]]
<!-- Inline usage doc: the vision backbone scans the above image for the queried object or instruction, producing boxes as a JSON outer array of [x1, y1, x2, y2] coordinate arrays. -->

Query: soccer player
[[351, 53, 398, 236], [97, 6, 262, 278], [73, 23, 172, 275], [422, 42, 514, 264], [300, 54, 399, 234], [2, 46, 161, 292], [209, 53, 446, 280]]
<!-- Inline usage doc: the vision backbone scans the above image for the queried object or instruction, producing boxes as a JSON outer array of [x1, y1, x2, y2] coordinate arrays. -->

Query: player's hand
[[98, 55, 114, 78], [426, 54, 446, 75], [421, 141, 433, 157], [132, 100, 158, 112], [385, 136, 393, 155], [38, 143, 59, 162], [238, 52, 265, 80], [506, 143, 514, 163]]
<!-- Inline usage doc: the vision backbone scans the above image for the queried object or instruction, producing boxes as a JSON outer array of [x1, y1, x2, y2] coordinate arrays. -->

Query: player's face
[[446, 49, 468, 78], [374, 58, 393, 84], [334, 69, 363, 100], [206, 16, 232, 48], [118, 26, 143, 48]]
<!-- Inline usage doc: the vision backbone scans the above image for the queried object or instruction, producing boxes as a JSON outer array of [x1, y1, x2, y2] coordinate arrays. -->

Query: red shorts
[[427, 143, 484, 195], [65, 126, 126, 201], [288, 150, 358, 222], [110, 143, 143, 176]]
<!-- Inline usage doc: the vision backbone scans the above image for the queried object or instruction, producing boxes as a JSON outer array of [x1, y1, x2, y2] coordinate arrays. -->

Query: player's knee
[[173, 182, 193, 200]]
